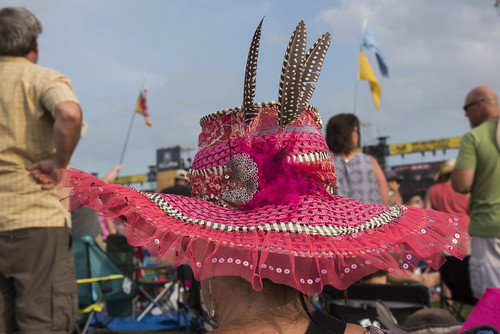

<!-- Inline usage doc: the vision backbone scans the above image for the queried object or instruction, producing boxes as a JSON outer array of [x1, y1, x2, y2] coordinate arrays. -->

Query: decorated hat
[[58, 20, 469, 296]]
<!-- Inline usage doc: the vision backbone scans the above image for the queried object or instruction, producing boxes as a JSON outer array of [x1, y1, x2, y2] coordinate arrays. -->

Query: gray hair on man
[[0, 7, 42, 56]]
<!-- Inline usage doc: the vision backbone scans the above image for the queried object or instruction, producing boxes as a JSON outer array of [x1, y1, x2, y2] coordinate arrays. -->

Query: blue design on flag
[[361, 23, 389, 78]]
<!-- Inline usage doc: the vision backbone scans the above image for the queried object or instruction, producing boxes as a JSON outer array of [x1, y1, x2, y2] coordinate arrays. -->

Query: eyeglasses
[[463, 99, 484, 113]]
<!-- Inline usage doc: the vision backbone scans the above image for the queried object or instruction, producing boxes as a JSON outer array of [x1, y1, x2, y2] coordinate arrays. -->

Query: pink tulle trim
[[59, 168, 470, 296]]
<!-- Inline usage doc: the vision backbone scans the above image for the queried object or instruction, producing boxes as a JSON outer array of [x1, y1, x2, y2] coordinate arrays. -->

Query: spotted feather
[[243, 18, 264, 124], [278, 20, 307, 128], [300, 32, 331, 108]]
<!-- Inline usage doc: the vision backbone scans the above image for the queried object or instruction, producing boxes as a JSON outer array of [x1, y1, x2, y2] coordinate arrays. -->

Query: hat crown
[[190, 101, 337, 207], [188, 21, 334, 208]]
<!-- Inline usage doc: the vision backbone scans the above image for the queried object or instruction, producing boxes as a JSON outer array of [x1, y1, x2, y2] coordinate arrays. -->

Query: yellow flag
[[358, 50, 381, 110]]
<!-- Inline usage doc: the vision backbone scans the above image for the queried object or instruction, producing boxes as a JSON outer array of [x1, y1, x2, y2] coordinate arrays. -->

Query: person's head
[[326, 113, 360, 155], [463, 86, 500, 128], [200, 276, 306, 319], [0, 7, 41, 59], [405, 193, 424, 208], [384, 170, 402, 191], [174, 169, 189, 186], [435, 159, 455, 183]]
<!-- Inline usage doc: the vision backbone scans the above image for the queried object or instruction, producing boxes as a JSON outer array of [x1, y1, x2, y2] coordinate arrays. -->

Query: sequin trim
[[142, 192, 402, 236]]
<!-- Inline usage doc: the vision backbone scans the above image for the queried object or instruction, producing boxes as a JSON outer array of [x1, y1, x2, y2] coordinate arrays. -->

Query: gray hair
[[0, 7, 42, 56]]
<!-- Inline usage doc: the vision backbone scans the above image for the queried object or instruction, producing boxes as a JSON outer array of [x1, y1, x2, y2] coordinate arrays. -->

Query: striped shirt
[[0, 56, 79, 231]]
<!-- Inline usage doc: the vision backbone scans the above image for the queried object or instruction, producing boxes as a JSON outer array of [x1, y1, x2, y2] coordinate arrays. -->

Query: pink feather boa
[[237, 132, 329, 210]]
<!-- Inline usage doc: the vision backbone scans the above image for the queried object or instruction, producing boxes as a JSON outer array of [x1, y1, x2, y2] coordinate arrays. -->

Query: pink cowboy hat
[[58, 20, 469, 296]]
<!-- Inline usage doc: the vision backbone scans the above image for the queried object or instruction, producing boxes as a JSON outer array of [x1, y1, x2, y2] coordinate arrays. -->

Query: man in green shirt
[[452, 85, 500, 299]]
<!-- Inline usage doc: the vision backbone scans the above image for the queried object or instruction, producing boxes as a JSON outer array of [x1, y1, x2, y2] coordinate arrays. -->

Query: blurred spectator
[[452, 85, 500, 299], [424, 159, 470, 225], [427, 160, 474, 312], [405, 193, 424, 208], [72, 207, 105, 249], [160, 169, 190, 196], [326, 114, 388, 205], [385, 170, 403, 206]]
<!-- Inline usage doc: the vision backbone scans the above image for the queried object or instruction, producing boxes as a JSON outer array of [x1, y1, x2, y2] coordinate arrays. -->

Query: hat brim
[[434, 166, 454, 181], [59, 168, 470, 295]]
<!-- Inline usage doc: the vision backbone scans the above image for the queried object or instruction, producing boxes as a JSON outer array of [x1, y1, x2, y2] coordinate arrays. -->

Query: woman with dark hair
[[326, 114, 389, 205], [58, 20, 469, 333]]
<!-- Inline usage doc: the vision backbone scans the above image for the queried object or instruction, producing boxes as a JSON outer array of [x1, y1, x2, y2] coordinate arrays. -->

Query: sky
[[4, 0, 500, 178]]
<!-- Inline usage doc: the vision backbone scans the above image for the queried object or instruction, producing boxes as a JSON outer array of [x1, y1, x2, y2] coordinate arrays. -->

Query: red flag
[[135, 88, 151, 128]]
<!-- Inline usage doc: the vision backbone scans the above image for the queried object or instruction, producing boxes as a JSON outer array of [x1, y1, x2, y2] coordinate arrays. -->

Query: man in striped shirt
[[0, 7, 82, 334]]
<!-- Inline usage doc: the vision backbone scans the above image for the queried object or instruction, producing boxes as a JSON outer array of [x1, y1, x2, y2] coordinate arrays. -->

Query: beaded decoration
[[221, 153, 259, 207]]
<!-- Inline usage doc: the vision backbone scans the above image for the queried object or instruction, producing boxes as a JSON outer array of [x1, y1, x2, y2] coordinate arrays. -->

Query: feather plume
[[278, 22, 331, 128], [278, 20, 307, 128], [243, 18, 264, 124], [300, 32, 331, 108]]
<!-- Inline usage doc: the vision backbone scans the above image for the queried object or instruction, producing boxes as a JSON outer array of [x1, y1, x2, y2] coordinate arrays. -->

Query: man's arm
[[27, 101, 82, 189], [451, 168, 475, 194]]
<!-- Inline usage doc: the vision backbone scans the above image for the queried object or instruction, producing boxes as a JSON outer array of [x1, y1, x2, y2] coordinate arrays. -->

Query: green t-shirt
[[455, 120, 500, 237]]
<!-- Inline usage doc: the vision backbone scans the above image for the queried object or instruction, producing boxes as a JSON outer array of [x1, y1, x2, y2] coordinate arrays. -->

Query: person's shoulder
[[463, 121, 496, 144], [20, 61, 69, 85], [18, 60, 61, 75], [469, 120, 496, 134], [358, 152, 374, 163]]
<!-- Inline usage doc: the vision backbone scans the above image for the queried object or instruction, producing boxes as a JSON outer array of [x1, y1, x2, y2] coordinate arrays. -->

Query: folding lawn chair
[[73, 235, 136, 333], [322, 283, 432, 327], [75, 274, 124, 334], [105, 234, 179, 321], [105, 234, 206, 332]]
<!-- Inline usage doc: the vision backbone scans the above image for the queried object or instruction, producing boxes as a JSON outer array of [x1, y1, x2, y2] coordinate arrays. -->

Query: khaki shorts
[[469, 236, 500, 300], [0, 227, 78, 334]]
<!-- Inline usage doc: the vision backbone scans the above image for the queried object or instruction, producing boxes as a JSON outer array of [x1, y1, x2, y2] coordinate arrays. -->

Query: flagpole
[[117, 80, 146, 176], [353, 75, 359, 115], [354, 19, 368, 115], [118, 110, 137, 167]]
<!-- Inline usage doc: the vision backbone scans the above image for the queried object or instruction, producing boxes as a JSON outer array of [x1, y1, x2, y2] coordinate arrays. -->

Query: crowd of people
[[1, 6, 499, 334]]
